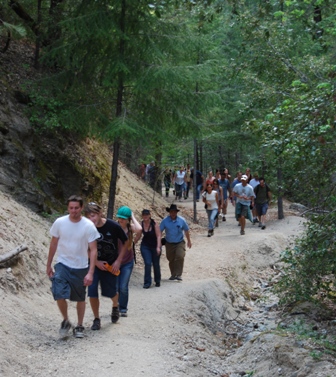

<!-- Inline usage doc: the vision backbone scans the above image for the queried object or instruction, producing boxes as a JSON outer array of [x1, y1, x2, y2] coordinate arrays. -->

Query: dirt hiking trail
[[1, 181, 336, 377]]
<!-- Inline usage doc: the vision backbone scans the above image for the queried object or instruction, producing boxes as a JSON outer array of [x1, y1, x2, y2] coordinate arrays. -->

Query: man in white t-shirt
[[233, 175, 254, 235], [46, 195, 99, 338]]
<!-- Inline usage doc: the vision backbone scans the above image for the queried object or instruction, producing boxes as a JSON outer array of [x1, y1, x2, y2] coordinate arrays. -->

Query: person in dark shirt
[[190, 169, 204, 201], [134, 209, 162, 288], [254, 178, 272, 230], [84, 202, 128, 330]]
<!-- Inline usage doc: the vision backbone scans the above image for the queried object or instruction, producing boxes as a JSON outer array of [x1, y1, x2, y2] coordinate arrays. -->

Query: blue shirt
[[160, 215, 189, 243], [218, 178, 230, 199]]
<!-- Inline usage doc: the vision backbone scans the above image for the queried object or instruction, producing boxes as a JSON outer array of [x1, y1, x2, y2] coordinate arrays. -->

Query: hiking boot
[[111, 307, 120, 323], [73, 325, 85, 338], [169, 275, 176, 280], [91, 318, 101, 331], [143, 284, 151, 289], [222, 216, 226, 222], [59, 319, 72, 337], [261, 224, 266, 230], [175, 276, 183, 281], [155, 282, 161, 287], [207, 230, 211, 237], [240, 229, 245, 235]]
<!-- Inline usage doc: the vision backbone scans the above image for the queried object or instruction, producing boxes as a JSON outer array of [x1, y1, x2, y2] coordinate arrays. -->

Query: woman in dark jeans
[[134, 209, 162, 288]]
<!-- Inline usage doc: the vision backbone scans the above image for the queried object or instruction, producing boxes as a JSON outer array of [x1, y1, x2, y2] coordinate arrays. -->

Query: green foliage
[[28, 89, 70, 131], [276, 208, 336, 305], [278, 319, 336, 359], [0, 21, 26, 37]]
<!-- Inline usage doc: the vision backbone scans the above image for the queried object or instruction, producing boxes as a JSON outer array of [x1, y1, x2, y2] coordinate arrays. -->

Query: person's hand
[[111, 259, 121, 274], [187, 240, 192, 249], [96, 260, 107, 270], [46, 266, 54, 278], [84, 271, 93, 286]]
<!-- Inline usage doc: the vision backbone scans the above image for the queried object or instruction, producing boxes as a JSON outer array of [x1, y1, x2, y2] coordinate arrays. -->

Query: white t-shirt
[[175, 170, 186, 185], [249, 178, 260, 189], [202, 190, 218, 210], [50, 215, 100, 269]]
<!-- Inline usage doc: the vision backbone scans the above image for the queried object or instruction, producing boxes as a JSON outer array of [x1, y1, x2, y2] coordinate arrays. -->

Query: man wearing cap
[[233, 175, 254, 235], [160, 204, 192, 281]]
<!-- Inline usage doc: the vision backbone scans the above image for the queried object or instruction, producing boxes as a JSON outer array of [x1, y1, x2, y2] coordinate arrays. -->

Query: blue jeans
[[196, 184, 203, 200], [206, 208, 218, 230], [175, 183, 183, 199], [117, 260, 134, 313], [140, 244, 161, 286]]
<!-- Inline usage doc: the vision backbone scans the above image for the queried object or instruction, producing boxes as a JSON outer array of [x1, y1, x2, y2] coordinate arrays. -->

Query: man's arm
[[154, 223, 162, 255], [84, 240, 98, 286], [133, 231, 142, 244], [46, 236, 58, 278], [131, 212, 142, 234], [184, 230, 192, 249], [111, 241, 127, 274], [227, 181, 232, 196]]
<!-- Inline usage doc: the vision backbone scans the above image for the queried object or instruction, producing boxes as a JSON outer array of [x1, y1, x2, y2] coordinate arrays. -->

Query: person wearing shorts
[[254, 177, 272, 230], [47, 195, 100, 338], [233, 175, 254, 235], [84, 202, 128, 330]]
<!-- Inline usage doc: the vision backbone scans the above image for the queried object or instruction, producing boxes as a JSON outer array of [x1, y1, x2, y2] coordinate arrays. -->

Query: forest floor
[[1, 171, 336, 377]]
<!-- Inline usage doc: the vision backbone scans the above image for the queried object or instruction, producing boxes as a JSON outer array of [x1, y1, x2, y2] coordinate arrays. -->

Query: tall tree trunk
[[34, 0, 42, 69], [277, 165, 284, 220], [9, 1, 39, 35], [107, 139, 120, 218], [193, 138, 198, 223], [196, 141, 199, 171], [154, 143, 162, 195], [313, 6, 323, 39], [47, 0, 64, 44], [200, 142, 203, 173], [107, 0, 126, 218]]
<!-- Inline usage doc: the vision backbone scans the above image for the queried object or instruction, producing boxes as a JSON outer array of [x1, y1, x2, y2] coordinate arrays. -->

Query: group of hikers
[[47, 196, 191, 339], [165, 165, 272, 237], [46, 165, 270, 339]]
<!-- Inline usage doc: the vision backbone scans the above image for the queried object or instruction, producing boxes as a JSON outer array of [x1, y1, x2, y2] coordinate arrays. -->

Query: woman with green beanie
[[116, 206, 142, 316]]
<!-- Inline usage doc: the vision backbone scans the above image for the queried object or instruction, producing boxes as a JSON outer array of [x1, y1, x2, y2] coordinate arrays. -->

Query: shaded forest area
[[1, 0, 336, 310]]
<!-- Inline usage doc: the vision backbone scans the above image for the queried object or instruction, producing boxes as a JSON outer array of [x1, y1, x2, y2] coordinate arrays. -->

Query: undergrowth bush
[[276, 209, 336, 306]]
